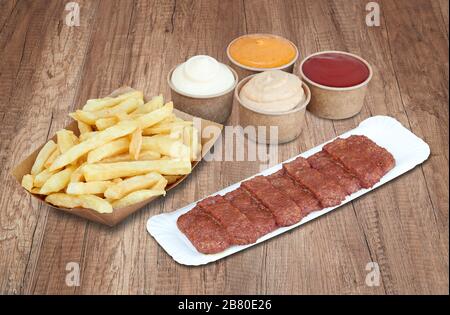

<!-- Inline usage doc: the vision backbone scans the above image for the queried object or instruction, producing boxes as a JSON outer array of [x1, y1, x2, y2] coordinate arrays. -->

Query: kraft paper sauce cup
[[226, 34, 299, 80], [234, 74, 311, 144], [299, 51, 373, 120], [167, 64, 238, 124]]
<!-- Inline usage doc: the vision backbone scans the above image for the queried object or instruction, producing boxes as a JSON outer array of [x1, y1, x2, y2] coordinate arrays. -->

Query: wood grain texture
[[0, 0, 448, 295]]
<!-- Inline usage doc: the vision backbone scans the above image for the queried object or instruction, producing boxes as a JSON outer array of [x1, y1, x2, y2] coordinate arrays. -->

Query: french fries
[[83, 160, 192, 181], [77, 120, 92, 134], [100, 150, 160, 163], [45, 193, 113, 213], [104, 172, 163, 200], [111, 188, 165, 209], [129, 128, 143, 160], [40, 165, 76, 195], [44, 148, 60, 168], [82, 90, 143, 112], [78, 195, 113, 213], [95, 117, 117, 130], [21, 174, 34, 192], [22, 90, 201, 214], [31, 140, 57, 175], [34, 168, 57, 187], [49, 120, 138, 171], [67, 181, 113, 195], [45, 193, 82, 208], [164, 175, 182, 185], [87, 137, 130, 163], [142, 120, 192, 136], [56, 129, 77, 153], [70, 163, 86, 183], [141, 135, 190, 159], [137, 102, 173, 129]]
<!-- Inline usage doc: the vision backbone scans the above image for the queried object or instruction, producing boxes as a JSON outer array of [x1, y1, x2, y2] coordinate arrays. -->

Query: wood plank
[[21, 0, 142, 294], [240, 0, 382, 294], [21, 0, 100, 294], [295, 0, 448, 294], [0, 0, 447, 295], [73, 0, 177, 294], [0, 0, 91, 294], [381, 0, 449, 293]]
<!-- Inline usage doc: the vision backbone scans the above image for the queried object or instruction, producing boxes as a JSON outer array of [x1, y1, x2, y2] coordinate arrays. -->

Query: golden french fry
[[79, 131, 98, 142], [141, 135, 189, 159], [46, 193, 82, 208], [112, 188, 165, 209], [82, 90, 144, 112], [115, 112, 131, 121], [104, 172, 163, 200], [56, 129, 77, 153], [129, 128, 142, 160], [21, 174, 34, 192], [164, 175, 182, 185], [152, 177, 168, 190], [133, 94, 164, 114], [100, 150, 160, 163], [127, 112, 144, 120], [44, 148, 60, 168], [71, 133, 80, 143], [40, 165, 76, 195], [46, 193, 113, 213], [169, 125, 185, 140], [31, 140, 57, 175], [112, 178, 123, 184], [137, 102, 173, 129], [87, 137, 130, 164], [70, 110, 97, 125], [83, 97, 114, 112], [77, 120, 92, 134], [67, 181, 113, 195], [138, 150, 161, 160], [190, 127, 200, 161], [49, 120, 138, 171], [142, 121, 192, 136], [34, 168, 58, 187], [95, 117, 117, 130], [82, 98, 141, 121], [140, 115, 177, 136], [182, 127, 191, 160], [70, 163, 86, 183], [31, 188, 43, 194], [83, 160, 192, 181], [156, 115, 176, 126], [78, 195, 112, 213]]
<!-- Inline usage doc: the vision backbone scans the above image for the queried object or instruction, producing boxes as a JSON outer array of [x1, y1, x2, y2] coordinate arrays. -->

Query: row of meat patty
[[177, 135, 395, 254]]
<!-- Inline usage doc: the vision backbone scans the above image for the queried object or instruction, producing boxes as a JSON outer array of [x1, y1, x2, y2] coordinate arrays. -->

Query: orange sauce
[[229, 35, 297, 69]]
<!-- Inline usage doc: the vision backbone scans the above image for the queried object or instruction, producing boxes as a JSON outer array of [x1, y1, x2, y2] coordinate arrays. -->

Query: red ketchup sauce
[[302, 53, 370, 88]]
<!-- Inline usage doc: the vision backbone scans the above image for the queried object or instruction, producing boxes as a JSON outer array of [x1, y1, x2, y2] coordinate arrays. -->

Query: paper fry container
[[11, 87, 223, 226]]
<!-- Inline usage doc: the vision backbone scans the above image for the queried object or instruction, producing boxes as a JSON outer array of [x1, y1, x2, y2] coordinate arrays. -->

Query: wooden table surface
[[0, 0, 448, 295]]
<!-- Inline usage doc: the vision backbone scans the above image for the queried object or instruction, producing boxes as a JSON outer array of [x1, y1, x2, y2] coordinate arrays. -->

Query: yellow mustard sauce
[[229, 35, 297, 69]]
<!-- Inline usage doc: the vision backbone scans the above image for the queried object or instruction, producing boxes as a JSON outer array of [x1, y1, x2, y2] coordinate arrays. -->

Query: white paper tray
[[147, 116, 430, 266]]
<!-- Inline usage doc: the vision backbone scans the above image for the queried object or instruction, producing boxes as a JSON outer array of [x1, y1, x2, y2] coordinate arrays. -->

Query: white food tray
[[147, 116, 430, 266]]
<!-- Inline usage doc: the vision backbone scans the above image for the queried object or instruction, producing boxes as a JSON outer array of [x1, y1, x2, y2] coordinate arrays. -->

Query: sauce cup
[[299, 51, 373, 120], [234, 74, 311, 144], [227, 34, 299, 80], [167, 64, 238, 124]]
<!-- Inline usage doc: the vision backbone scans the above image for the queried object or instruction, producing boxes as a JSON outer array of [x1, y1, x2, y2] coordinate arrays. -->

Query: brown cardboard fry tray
[[11, 87, 223, 226]]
